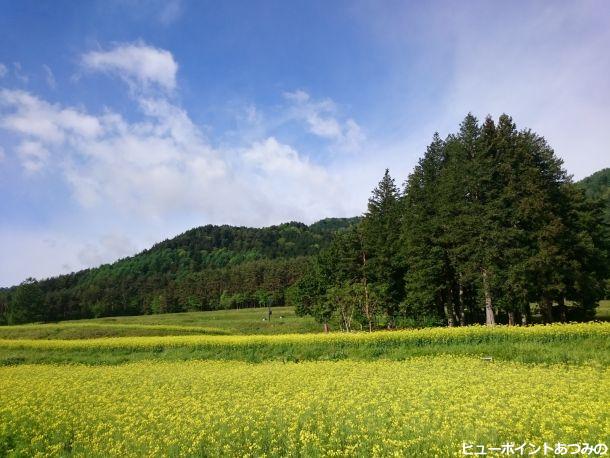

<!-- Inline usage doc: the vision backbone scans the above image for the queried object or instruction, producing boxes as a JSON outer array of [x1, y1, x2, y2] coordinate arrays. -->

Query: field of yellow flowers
[[0, 322, 609, 456], [1, 356, 608, 456]]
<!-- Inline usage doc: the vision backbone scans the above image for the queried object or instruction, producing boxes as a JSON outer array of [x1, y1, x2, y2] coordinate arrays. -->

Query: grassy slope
[[84, 306, 322, 334], [0, 306, 322, 339]]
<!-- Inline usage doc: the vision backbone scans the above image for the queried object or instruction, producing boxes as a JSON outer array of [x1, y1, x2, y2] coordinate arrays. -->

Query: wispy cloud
[[12, 62, 28, 84], [0, 89, 102, 144], [0, 44, 360, 230], [78, 233, 137, 266], [42, 64, 56, 89], [283, 90, 365, 152], [16, 140, 50, 173], [81, 42, 178, 93], [351, 0, 610, 180]]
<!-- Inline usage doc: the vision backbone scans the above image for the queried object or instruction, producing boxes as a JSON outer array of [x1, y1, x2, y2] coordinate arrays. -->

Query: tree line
[[289, 114, 608, 330], [0, 219, 358, 324]]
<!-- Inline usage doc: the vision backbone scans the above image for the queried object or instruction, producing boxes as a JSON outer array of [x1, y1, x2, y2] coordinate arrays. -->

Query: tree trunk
[[507, 311, 515, 326], [481, 269, 495, 325], [514, 311, 522, 325], [444, 289, 455, 327], [386, 313, 395, 330], [540, 295, 553, 324], [521, 303, 530, 325], [458, 277, 466, 326], [361, 251, 373, 332], [340, 304, 352, 332], [558, 297, 567, 323], [323, 322, 329, 333], [362, 287, 372, 332]]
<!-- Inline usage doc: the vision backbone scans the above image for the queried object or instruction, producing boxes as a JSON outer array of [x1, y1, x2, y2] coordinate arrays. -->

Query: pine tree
[[402, 133, 452, 325], [361, 169, 403, 325]]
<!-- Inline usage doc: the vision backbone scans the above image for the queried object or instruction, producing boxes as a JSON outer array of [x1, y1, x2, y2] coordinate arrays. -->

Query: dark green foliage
[[293, 114, 608, 328], [291, 172, 403, 330], [577, 168, 609, 224], [401, 115, 608, 325], [576, 168, 610, 297], [361, 170, 403, 322], [0, 219, 359, 324], [6, 279, 45, 325]]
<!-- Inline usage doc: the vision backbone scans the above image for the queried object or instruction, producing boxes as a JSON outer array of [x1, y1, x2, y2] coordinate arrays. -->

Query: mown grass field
[[0, 306, 609, 456], [0, 306, 321, 340]]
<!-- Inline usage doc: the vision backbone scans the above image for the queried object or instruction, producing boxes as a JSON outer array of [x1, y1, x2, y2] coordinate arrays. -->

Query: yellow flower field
[[1, 355, 608, 457], [2, 321, 608, 351]]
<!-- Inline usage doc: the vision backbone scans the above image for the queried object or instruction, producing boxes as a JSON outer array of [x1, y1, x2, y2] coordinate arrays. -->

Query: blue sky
[[1, 0, 609, 286]]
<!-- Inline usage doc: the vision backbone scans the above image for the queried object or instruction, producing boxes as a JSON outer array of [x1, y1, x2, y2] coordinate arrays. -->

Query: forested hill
[[0, 218, 360, 324], [147, 218, 360, 260], [577, 168, 610, 223]]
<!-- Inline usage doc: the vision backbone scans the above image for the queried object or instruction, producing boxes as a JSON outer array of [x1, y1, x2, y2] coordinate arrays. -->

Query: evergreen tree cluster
[[290, 114, 608, 329], [0, 219, 359, 324]]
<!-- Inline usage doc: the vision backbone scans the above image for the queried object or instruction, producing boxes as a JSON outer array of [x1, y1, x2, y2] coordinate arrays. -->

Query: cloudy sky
[[1, 0, 609, 286]]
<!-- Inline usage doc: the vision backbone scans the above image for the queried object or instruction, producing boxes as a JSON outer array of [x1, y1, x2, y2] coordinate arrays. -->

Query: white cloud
[[16, 140, 49, 173], [0, 45, 368, 284], [0, 87, 358, 225], [283, 89, 310, 104], [0, 229, 145, 285], [0, 89, 101, 146], [283, 90, 365, 151], [81, 42, 178, 92], [239, 137, 347, 221], [244, 137, 308, 174], [42, 64, 56, 89], [0, 145, 5, 161], [0, 230, 77, 284], [78, 234, 137, 266], [0, 63, 7, 78], [308, 114, 342, 139]]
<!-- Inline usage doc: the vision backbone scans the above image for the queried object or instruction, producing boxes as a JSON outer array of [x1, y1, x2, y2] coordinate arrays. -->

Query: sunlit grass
[[0, 306, 321, 337]]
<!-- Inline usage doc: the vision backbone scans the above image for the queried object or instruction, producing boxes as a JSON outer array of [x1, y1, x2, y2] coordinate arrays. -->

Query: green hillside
[[577, 167, 610, 223], [0, 218, 359, 325]]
